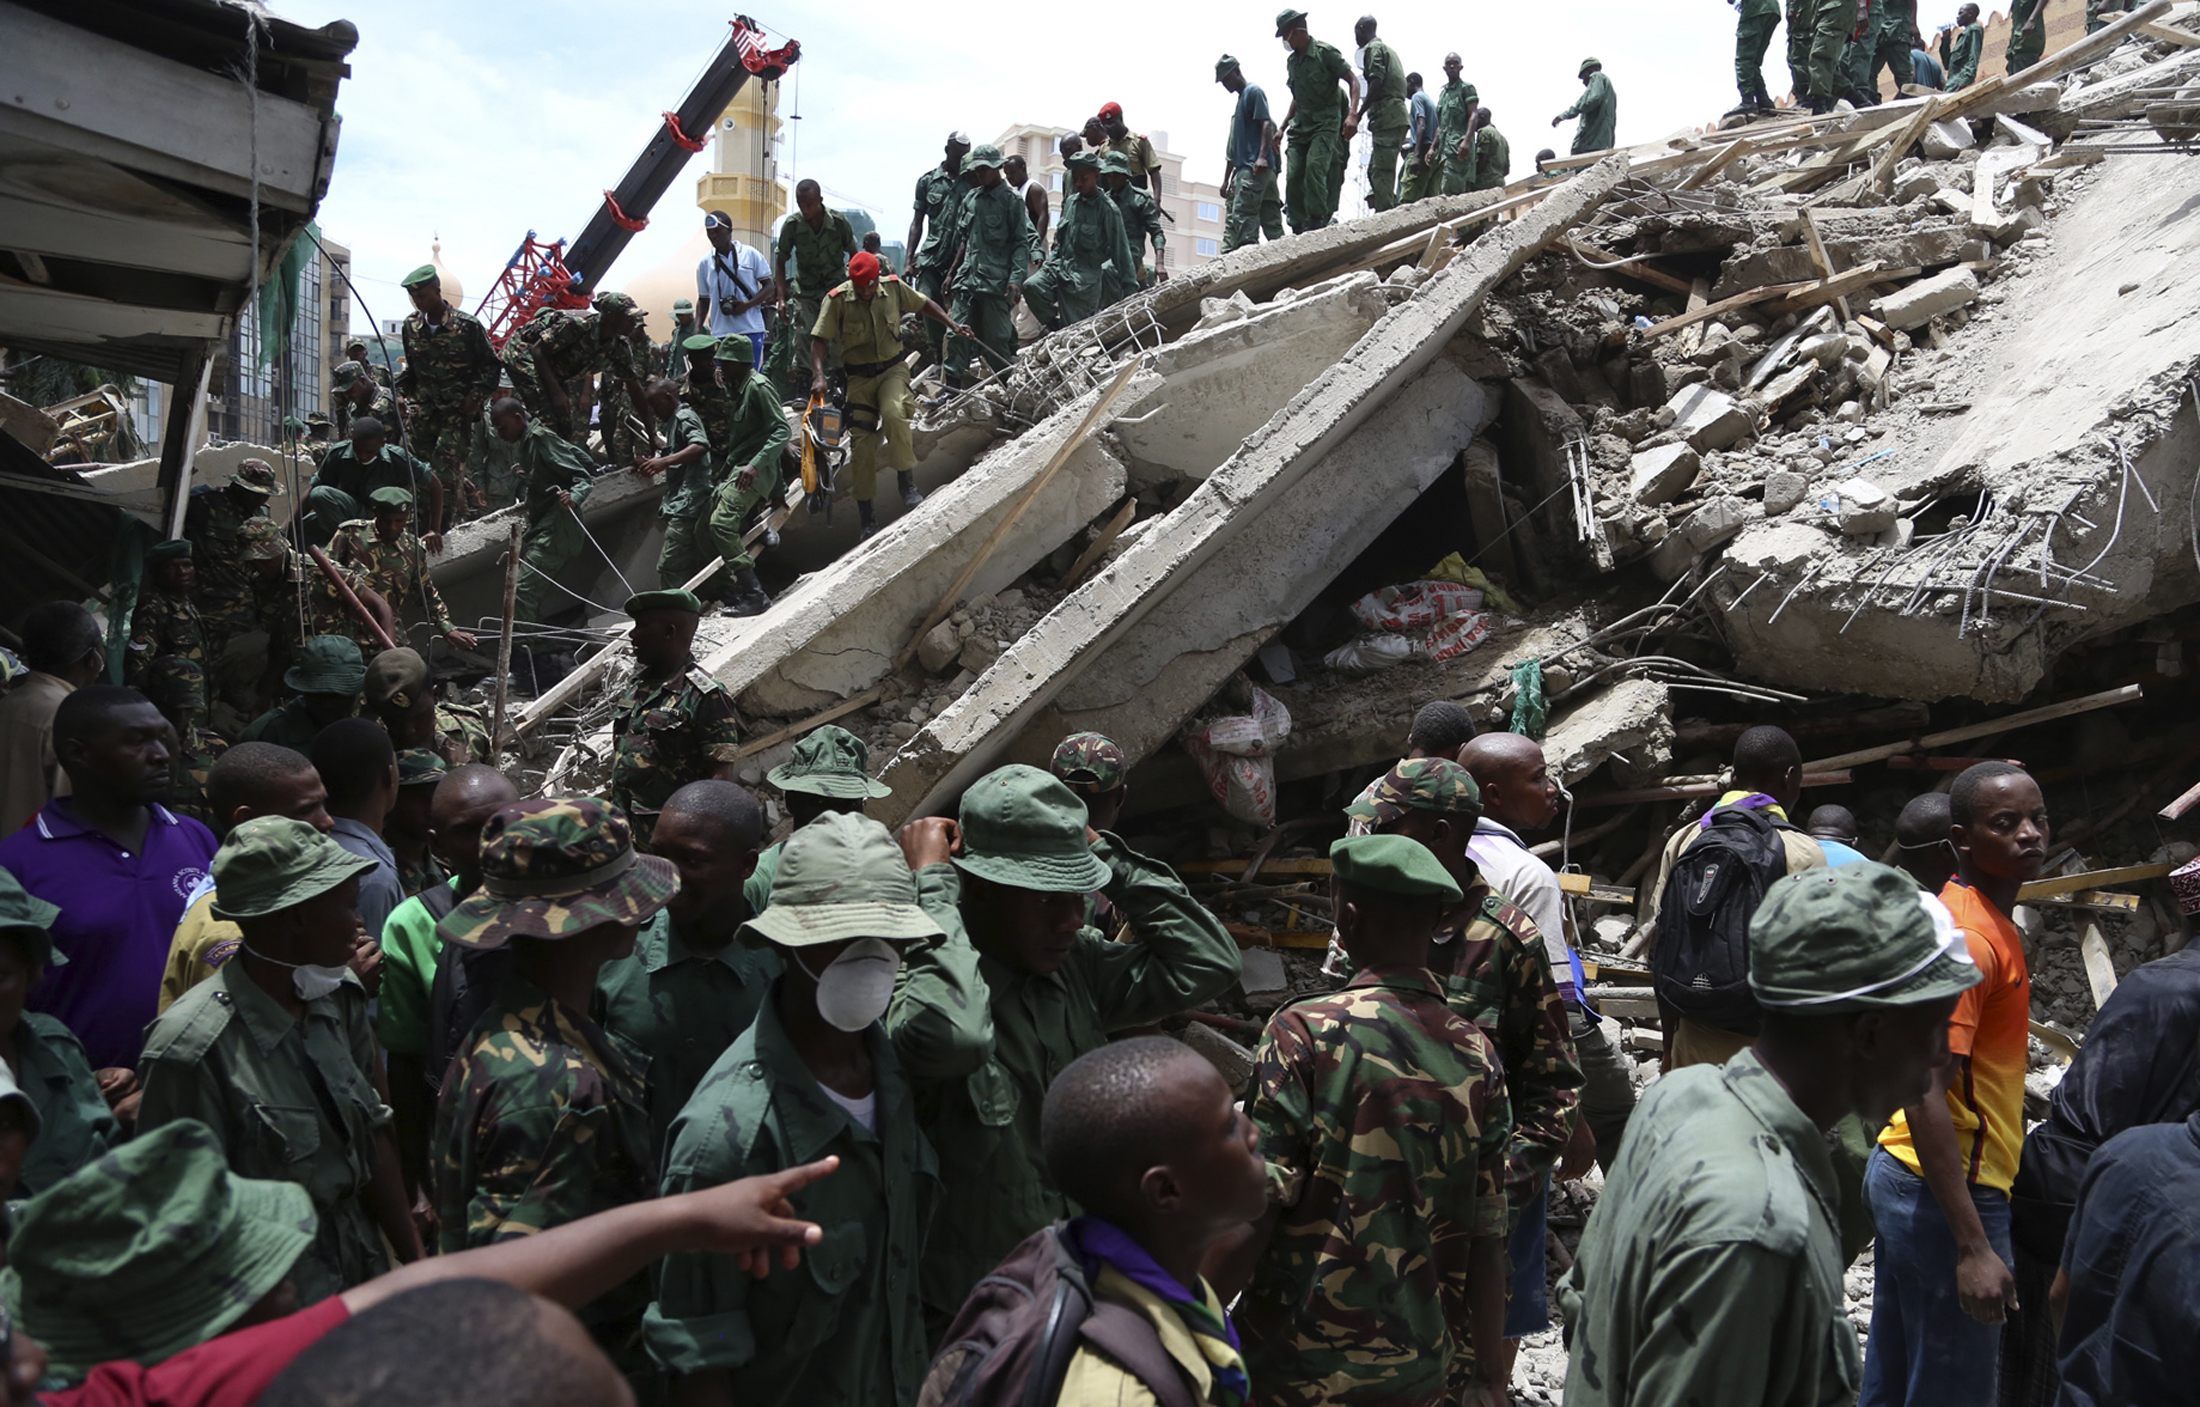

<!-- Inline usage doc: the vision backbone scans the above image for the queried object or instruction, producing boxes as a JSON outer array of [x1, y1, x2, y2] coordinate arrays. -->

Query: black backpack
[[1651, 805, 1796, 1035], [919, 1225, 1199, 1407]]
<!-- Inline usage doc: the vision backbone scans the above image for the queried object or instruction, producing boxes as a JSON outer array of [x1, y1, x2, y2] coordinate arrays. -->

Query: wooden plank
[[1807, 684, 2145, 770], [1058, 497, 1139, 592], [1769, 262, 1912, 316], [2079, 923, 2121, 1008], [1638, 280, 1814, 341], [733, 687, 884, 761], [2158, 774, 2200, 821], [1868, 93, 1957, 194], [1798, 211, 1852, 322], [2017, 861, 2176, 901], [2140, 18, 2200, 45], [1677, 136, 1751, 191]]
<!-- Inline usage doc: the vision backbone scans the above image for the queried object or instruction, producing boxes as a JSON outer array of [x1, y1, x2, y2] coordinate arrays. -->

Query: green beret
[[400, 265, 440, 288], [1748, 863, 1984, 1013], [147, 539, 192, 564], [715, 336, 754, 365], [625, 589, 704, 618], [1329, 833, 1462, 904], [1216, 54, 1242, 80], [681, 333, 720, 353], [368, 486, 413, 511]]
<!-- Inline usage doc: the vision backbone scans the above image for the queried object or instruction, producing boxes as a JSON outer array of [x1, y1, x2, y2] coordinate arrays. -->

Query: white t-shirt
[[819, 1081, 878, 1133], [697, 241, 771, 337], [1467, 817, 1573, 983]]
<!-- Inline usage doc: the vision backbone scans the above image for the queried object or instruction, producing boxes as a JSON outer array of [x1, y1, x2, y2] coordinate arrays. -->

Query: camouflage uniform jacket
[[951, 181, 1036, 295], [184, 488, 270, 624], [136, 961, 394, 1304], [124, 587, 206, 697], [397, 304, 501, 410], [595, 908, 782, 1157], [607, 661, 743, 847], [913, 164, 970, 275], [516, 423, 595, 529], [915, 839, 1240, 1319], [1556, 1049, 1857, 1407], [1239, 965, 1513, 1407], [330, 521, 457, 637], [1433, 881, 1583, 1203], [435, 700, 493, 766], [504, 307, 638, 388], [333, 382, 397, 438], [678, 367, 735, 467], [646, 987, 939, 1402]]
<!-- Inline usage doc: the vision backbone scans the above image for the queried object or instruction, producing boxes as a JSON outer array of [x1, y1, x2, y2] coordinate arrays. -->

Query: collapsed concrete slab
[[874, 155, 1631, 824]]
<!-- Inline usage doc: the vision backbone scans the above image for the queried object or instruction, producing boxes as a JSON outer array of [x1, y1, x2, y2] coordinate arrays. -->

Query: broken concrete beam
[[1627, 442, 1701, 507], [1664, 385, 1755, 451], [1460, 439, 1520, 586], [1497, 380, 1587, 586], [1973, 204, 2047, 245], [874, 155, 1633, 824], [1710, 227, 1973, 299], [1650, 494, 1749, 581], [1874, 266, 1980, 330], [1540, 679, 1677, 790]]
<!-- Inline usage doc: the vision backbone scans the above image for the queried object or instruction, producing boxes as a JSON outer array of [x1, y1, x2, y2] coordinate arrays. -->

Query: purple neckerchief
[[1065, 1214, 1243, 1353], [1700, 792, 1786, 829]]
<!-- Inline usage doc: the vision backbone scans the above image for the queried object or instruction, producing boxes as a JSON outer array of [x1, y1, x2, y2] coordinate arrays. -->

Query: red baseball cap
[[1098, 101, 1123, 122], [848, 251, 881, 285]]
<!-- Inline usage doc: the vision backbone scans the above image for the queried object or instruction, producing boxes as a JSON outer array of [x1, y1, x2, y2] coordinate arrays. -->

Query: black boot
[[898, 471, 925, 510], [857, 498, 878, 540], [730, 568, 772, 617]]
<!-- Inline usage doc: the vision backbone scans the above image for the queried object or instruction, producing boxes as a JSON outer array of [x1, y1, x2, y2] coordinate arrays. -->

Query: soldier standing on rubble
[[1552, 56, 1618, 153], [1945, 3, 1986, 89], [1732, 0, 1783, 115], [605, 591, 742, 854], [811, 251, 970, 541], [1218, 55, 1285, 250], [907, 131, 974, 365], [501, 292, 649, 447], [305, 416, 443, 552], [1465, 107, 1511, 191], [1101, 152, 1166, 290], [1434, 54, 1479, 196], [942, 145, 1034, 394], [702, 338, 792, 611], [2006, 0, 2048, 72], [1355, 15, 1410, 211], [329, 488, 477, 658], [187, 458, 281, 732], [126, 540, 213, 754], [1843, 0, 1915, 104], [633, 376, 719, 595], [333, 359, 396, 439], [1276, 9, 1361, 233], [772, 179, 857, 395], [490, 397, 595, 657], [1026, 151, 1136, 328], [397, 265, 500, 533]]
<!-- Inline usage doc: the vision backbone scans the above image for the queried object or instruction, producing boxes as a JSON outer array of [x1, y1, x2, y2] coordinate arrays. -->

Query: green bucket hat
[[1350, 757, 1482, 831], [363, 647, 429, 711], [1215, 53, 1242, 81], [953, 764, 1111, 894], [966, 144, 1006, 170], [210, 816, 378, 922], [715, 336, 754, 365], [438, 797, 679, 950], [673, 297, 695, 315], [1749, 862, 1984, 1013], [1579, 56, 1602, 76], [768, 725, 892, 800], [742, 812, 944, 948], [0, 867, 63, 971], [1275, 7, 1309, 36], [400, 264, 440, 288], [1, 1120, 317, 1379], [232, 458, 284, 496], [368, 485, 414, 512], [1330, 832, 1462, 905], [397, 748, 448, 788], [285, 636, 367, 697], [681, 332, 719, 354], [1049, 731, 1125, 794]]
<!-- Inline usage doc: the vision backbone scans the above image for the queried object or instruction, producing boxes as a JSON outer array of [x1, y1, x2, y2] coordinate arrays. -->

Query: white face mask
[[241, 943, 350, 1002], [797, 939, 903, 1032]]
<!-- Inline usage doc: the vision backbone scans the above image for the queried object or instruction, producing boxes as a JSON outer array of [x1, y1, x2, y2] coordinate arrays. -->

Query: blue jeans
[[1504, 1174, 1550, 1337], [1860, 1148, 2014, 1407]]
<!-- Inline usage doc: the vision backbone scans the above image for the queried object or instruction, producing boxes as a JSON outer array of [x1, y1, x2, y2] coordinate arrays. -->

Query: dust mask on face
[[241, 943, 350, 1002], [796, 939, 903, 1032]]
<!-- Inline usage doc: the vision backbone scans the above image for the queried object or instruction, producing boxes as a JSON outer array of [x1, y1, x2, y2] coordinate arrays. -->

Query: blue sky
[[278, 0, 1779, 323]]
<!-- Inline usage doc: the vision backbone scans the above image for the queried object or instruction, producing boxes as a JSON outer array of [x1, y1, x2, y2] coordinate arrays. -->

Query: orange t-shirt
[[1878, 879, 2031, 1193]]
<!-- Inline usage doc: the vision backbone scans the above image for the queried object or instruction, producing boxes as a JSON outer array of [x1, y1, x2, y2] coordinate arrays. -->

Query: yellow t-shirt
[[157, 890, 243, 1012], [1056, 1264, 1224, 1407]]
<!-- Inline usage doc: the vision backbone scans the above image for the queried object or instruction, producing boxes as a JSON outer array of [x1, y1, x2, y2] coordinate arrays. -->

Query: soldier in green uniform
[[305, 415, 441, 550], [361, 646, 491, 770], [633, 377, 718, 592], [467, 399, 525, 511], [126, 539, 213, 752], [606, 590, 743, 853], [648, 810, 990, 1406], [596, 778, 774, 1154], [397, 265, 501, 531], [1465, 107, 1512, 191], [429, 796, 677, 1361], [916, 764, 1241, 1328], [0, 869, 121, 1199], [1435, 54, 1480, 195], [137, 816, 424, 1302], [488, 397, 598, 636], [1733, 0, 1783, 114], [773, 178, 858, 395], [332, 359, 396, 439], [905, 130, 974, 363], [1356, 15, 1411, 211], [329, 488, 478, 656], [1946, 3, 1986, 89], [1553, 56, 1618, 154], [501, 294, 649, 446], [746, 723, 892, 914], [602, 318, 662, 471], [1559, 863, 1979, 1406], [388, 748, 447, 899], [1791, 0, 1861, 110], [187, 459, 284, 732], [703, 339, 793, 605], [1222, 833, 1513, 1407], [2006, 0, 2048, 74], [675, 331, 734, 460], [241, 635, 366, 752], [1217, 55, 1285, 252], [1276, 9, 1362, 233], [814, 253, 968, 536], [1100, 152, 1167, 291], [665, 299, 699, 376], [1026, 152, 1136, 330], [944, 144, 1035, 391], [1843, 0, 1914, 102]]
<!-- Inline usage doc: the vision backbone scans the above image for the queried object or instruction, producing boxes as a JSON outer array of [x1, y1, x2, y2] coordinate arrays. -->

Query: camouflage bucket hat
[[0, 867, 62, 970], [397, 748, 448, 788], [439, 797, 680, 950], [237, 515, 289, 564], [231, 458, 284, 496], [593, 290, 638, 316], [1353, 757, 1483, 830], [211, 816, 378, 921], [768, 725, 891, 800], [363, 647, 430, 710], [285, 635, 367, 696], [742, 812, 944, 948], [1049, 731, 1125, 794], [1749, 862, 1983, 1013], [953, 764, 1110, 894], [0, 1120, 317, 1380]]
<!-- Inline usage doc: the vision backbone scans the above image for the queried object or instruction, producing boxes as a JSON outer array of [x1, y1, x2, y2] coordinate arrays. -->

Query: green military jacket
[[1436, 78, 1477, 153], [12, 1012, 119, 1199], [1468, 124, 1512, 191], [313, 441, 431, 508], [775, 209, 858, 300], [951, 182, 1036, 296], [469, 412, 525, 508], [1432, 883, 1583, 1205], [914, 836, 1241, 1318], [1362, 37, 1410, 134], [184, 488, 270, 623], [814, 277, 930, 369], [913, 164, 969, 274], [658, 404, 716, 520], [647, 989, 940, 1404], [329, 521, 456, 637], [137, 960, 393, 1303], [514, 423, 594, 529], [1109, 185, 1166, 281], [607, 662, 742, 849], [719, 371, 792, 479], [1948, 22, 1985, 87], [1285, 38, 1354, 134], [398, 305, 500, 411], [595, 908, 781, 1157], [1558, 1049, 1860, 1407], [1561, 71, 1618, 153], [1047, 190, 1136, 301], [1239, 966, 1512, 1407], [242, 696, 339, 752]]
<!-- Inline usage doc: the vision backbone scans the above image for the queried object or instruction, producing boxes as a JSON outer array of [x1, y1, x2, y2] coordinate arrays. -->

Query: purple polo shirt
[[0, 799, 216, 1069]]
